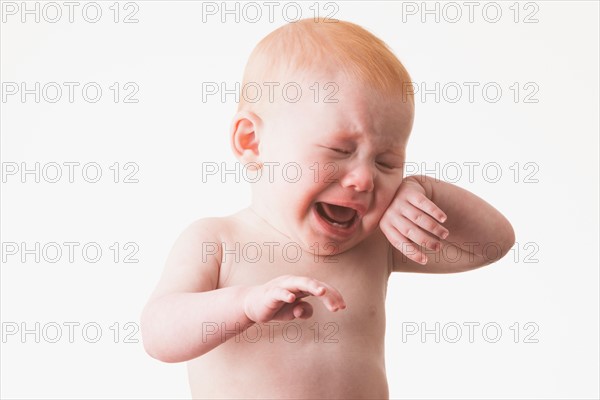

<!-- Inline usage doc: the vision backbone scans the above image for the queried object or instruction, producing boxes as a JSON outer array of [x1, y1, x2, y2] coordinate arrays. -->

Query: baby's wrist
[[237, 285, 256, 324], [405, 175, 432, 199]]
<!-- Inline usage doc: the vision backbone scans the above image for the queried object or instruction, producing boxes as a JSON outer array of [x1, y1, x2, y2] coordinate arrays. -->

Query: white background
[[1, 1, 598, 399]]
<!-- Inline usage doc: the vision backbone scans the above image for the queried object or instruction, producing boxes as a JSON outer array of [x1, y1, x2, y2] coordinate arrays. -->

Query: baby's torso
[[188, 210, 393, 399]]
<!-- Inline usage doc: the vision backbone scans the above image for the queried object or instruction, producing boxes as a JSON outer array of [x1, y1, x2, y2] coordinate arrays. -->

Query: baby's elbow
[[140, 308, 181, 363], [501, 220, 516, 257], [143, 339, 206, 364], [141, 311, 205, 363], [142, 336, 168, 362], [143, 344, 182, 364], [141, 324, 184, 363], [490, 220, 516, 264], [506, 224, 516, 251]]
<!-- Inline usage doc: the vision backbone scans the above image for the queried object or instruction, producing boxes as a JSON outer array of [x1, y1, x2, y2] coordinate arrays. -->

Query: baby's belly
[[188, 312, 388, 399]]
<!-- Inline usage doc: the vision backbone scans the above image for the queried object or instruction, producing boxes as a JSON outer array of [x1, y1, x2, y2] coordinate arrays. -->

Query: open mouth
[[315, 202, 358, 229]]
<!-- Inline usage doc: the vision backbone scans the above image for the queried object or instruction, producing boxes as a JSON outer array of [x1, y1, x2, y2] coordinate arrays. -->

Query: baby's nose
[[339, 163, 375, 192]]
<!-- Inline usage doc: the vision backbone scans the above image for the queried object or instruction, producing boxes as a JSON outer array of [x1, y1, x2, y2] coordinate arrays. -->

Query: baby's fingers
[[272, 300, 314, 321], [278, 276, 326, 298], [279, 276, 346, 312], [402, 205, 449, 240], [384, 213, 443, 252], [266, 288, 297, 308], [292, 302, 314, 319], [407, 192, 447, 224], [315, 285, 346, 312], [381, 221, 428, 265]]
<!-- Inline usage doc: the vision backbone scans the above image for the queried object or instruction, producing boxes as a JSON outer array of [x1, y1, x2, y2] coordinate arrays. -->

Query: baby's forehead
[[264, 72, 410, 109]]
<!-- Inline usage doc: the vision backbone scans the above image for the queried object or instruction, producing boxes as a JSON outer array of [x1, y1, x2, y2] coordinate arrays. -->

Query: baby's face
[[251, 75, 414, 255]]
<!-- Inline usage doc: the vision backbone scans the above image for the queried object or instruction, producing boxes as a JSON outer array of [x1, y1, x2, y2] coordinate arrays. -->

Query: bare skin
[[142, 188, 513, 398], [141, 73, 515, 399], [171, 209, 392, 399]]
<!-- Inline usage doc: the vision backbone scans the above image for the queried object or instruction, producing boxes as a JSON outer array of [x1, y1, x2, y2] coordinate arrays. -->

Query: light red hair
[[239, 18, 414, 111]]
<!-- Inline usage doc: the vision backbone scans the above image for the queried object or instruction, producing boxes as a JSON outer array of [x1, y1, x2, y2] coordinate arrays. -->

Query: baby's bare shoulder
[[148, 214, 251, 301], [174, 210, 269, 267], [184, 209, 256, 242]]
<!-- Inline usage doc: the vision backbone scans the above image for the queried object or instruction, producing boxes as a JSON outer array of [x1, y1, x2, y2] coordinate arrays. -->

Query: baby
[[141, 19, 515, 399]]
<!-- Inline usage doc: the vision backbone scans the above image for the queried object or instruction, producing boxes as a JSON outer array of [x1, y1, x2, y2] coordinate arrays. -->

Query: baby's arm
[[140, 220, 345, 363], [380, 175, 515, 273]]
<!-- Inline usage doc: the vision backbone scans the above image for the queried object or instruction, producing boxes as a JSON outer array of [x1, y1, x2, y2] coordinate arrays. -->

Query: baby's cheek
[[375, 185, 400, 214]]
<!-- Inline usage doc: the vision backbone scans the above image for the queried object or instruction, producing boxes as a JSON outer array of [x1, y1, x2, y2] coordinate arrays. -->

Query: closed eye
[[377, 162, 395, 169], [329, 147, 351, 155]]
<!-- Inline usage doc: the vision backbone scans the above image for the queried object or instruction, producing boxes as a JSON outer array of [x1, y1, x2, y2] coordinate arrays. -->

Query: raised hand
[[379, 176, 449, 265]]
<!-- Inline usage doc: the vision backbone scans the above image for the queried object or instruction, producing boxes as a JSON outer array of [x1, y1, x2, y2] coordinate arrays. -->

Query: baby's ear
[[230, 110, 262, 164]]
